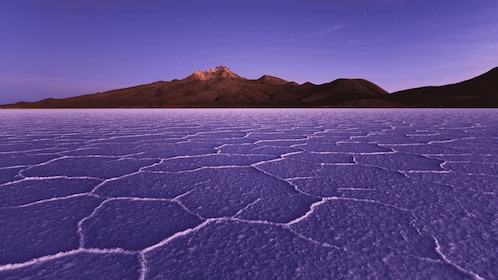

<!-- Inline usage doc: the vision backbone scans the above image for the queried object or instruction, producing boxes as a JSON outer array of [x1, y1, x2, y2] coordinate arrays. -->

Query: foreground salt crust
[[0, 109, 496, 280]]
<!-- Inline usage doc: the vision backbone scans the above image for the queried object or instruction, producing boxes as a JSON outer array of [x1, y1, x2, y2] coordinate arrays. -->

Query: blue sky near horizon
[[1, 0, 497, 103]]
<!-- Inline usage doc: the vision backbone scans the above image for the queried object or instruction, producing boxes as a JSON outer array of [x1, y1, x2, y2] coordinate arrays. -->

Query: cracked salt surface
[[0, 109, 496, 279]]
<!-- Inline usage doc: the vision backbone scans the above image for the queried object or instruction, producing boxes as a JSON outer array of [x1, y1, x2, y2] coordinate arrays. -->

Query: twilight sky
[[1, 0, 497, 104]]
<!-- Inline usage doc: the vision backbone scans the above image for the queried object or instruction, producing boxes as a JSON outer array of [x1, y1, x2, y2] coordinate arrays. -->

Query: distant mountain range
[[2, 66, 497, 108]]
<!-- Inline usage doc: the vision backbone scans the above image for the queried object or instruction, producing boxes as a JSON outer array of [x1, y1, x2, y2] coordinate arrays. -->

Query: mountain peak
[[189, 65, 241, 81]]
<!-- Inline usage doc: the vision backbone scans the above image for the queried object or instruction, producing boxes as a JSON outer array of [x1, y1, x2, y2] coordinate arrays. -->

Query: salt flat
[[0, 109, 496, 279]]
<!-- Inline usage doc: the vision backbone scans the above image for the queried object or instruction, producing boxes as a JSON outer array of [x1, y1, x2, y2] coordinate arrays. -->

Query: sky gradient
[[1, 0, 497, 104]]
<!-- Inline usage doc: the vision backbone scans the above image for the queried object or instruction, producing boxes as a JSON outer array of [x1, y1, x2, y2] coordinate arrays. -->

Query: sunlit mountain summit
[[188, 66, 242, 81]]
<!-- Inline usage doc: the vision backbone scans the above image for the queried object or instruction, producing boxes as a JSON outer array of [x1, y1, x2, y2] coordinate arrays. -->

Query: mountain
[[388, 67, 498, 107], [2, 66, 394, 108], [2, 66, 497, 108]]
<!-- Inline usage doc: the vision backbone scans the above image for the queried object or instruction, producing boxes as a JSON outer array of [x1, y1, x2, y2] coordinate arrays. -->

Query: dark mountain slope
[[388, 67, 498, 107]]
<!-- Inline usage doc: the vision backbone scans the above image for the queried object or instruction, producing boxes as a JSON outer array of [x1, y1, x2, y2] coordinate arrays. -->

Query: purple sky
[[1, 0, 497, 104]]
